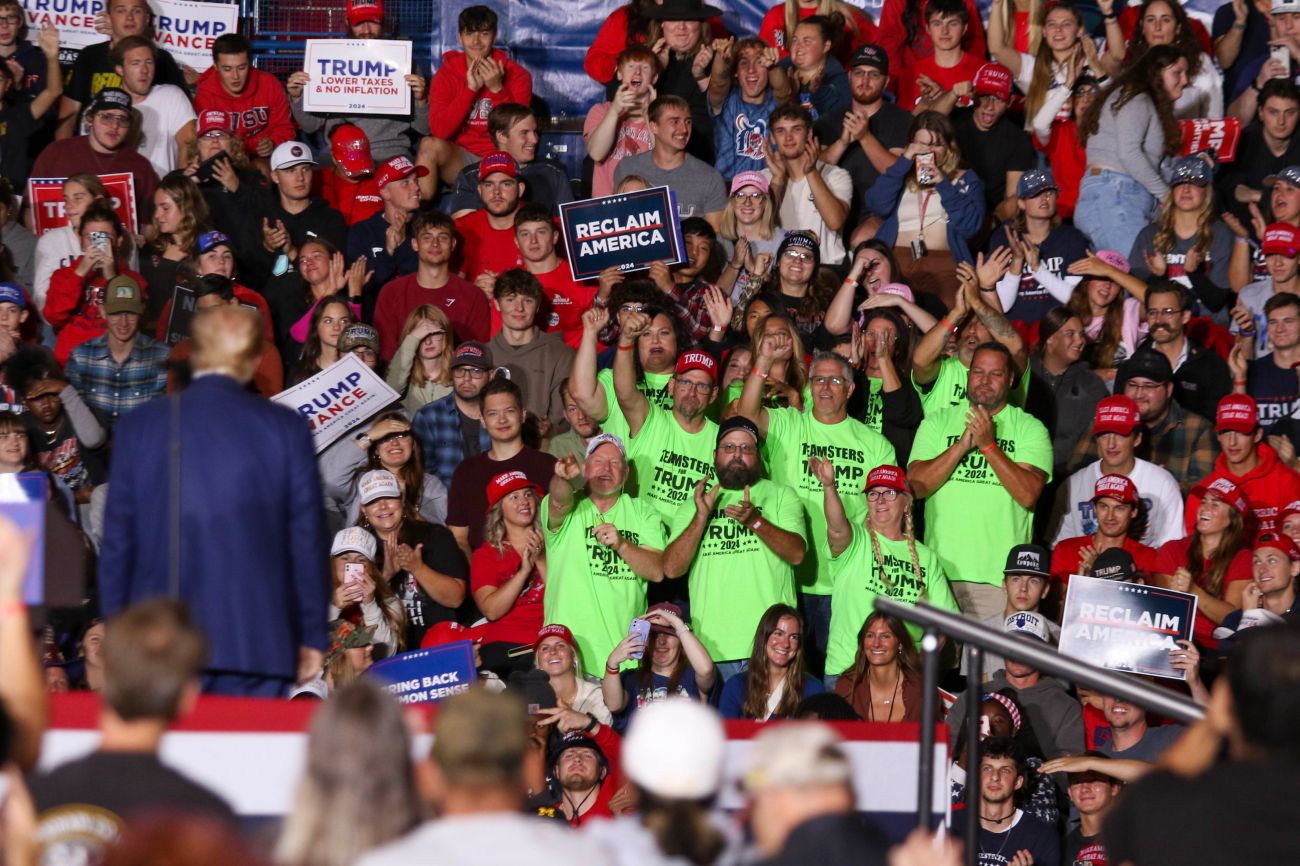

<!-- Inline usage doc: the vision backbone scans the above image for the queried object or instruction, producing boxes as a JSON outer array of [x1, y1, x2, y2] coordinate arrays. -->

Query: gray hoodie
[[946, 670, 1084, 760]]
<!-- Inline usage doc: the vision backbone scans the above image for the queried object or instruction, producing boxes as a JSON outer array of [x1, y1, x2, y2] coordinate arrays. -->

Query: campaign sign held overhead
[[367, 642, 477, 705], [559, 186, 685, 281], [302, 39, 413, 116], [1059, 575, 1197, 681]]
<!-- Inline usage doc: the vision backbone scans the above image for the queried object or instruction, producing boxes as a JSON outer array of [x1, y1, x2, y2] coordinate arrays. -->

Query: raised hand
[[723, 485, 760, 526], [554, 454, 582, 482], [808, 455, 837, 487], [582, 306, 607, 337], [703, 284, 733, 332], [693, 478, 722, 516]]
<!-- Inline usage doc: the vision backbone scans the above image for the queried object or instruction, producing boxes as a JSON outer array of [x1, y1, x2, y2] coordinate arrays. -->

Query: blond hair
[[190, 305, 262, 384], [865, 492, 922, 594]]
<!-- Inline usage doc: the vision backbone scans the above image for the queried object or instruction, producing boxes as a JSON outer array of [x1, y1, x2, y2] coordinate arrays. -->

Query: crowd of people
[[3, 0, 1300, 864]]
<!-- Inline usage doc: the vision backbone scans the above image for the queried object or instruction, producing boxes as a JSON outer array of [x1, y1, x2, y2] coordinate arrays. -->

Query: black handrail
[[879, 594, 1205, 861]]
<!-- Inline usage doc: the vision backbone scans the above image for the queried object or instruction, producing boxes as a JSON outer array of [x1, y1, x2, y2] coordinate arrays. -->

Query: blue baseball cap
[[0, 282, 27, 309], [196, 230, 233, 255], [1170, 156, 1212, 187], [1264, 165, 1300, 188], [1016, 168, 1057, 199]]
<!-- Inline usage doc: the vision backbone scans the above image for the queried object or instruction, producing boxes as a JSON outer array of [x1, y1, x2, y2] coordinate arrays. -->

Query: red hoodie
[[194, 67, 297, 157], [45, 260, 148, 366], [427, 49, 532, 157], [1184, 443, 1300, 535]]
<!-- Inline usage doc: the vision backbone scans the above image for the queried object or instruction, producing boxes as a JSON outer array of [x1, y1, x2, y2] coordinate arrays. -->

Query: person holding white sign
[[111, 36, 195, 175], [56, 0, 186, 140], [285, 0, 431, 166]]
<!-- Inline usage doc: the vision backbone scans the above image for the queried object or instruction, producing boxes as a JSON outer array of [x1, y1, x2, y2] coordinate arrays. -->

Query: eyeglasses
[[675, 378, 714, 394], [376, 431, 412, 445], [0, 14, 22, 24], [619, 303, 646, 314], [1146, 307, 1183, 319], [732, 191, 764, 201], [810, 375, 847, 387], [452, 367, 487, 378], [867, 489, 901, 502], [719, 442, 757, 455], [1125, 381, 1165, 393], [783, 249, 814, 261], [95, 114, 131, 128]]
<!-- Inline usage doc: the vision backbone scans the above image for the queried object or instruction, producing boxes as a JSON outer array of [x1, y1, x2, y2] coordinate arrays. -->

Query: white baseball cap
[[331, 526, 377, 561], [358, 469, 401, 505], [623, 699, 726, 799], [271, 141, 317, 171]]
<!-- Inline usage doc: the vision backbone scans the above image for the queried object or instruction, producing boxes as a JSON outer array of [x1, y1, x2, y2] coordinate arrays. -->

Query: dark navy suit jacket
[[99, 374, 329, 679]]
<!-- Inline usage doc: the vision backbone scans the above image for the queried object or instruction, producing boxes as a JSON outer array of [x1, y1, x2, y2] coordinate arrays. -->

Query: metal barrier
[[875, 597, 1204, 864]]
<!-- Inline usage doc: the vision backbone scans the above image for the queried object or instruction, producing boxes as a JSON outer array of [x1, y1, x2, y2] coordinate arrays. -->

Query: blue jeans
[[799, 592, 833, 678], [714, 660, 747, 684], [1074, 170, 1157, 258]]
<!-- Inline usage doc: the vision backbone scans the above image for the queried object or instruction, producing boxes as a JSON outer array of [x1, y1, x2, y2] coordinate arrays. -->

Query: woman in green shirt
[[816, 460, 959, 680]]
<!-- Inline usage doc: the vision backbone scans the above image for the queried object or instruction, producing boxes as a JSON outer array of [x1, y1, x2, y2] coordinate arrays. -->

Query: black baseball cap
[[1004, 543, 1051, 579], [850, 44, 888, 75], [717, 415, 762, 447], [1115, 349, 1174, 391], [1092, 548, 1138, 582]]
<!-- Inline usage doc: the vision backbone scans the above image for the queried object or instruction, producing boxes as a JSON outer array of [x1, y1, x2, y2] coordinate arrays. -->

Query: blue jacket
[[99, 375, 330, 679], [346, 209, 418, 309], [778, 56, 851, 121], [714, 90, 777, 181], [866, 156, 986, 265]]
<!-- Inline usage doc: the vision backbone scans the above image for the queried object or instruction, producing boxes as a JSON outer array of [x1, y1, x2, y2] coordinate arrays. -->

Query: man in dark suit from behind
[[99, 305, 329, 696]]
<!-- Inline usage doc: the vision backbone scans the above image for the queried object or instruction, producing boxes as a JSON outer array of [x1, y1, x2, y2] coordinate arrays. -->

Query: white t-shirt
[[763, 160, 853, 265], [357, 813, 612, 866], [135, 84, 196, 175], [1050, 457, 1185, 548]]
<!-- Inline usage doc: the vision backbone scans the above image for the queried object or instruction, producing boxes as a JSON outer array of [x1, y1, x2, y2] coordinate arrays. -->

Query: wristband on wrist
[[1104, 13, 1118, 21], [605, 663, 621, 675], [1233, 379, 1248, 386], [1232, 20, 1247, 29], [617, 342, 635, 351], [0, 599, 25, 619], [752, 367, 770, 380], [750, 517, 764, 532], [980, 442, 998, 455], [584, 713, 599, 732]]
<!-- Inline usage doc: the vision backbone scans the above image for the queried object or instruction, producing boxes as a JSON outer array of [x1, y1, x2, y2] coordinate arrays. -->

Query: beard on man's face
[[716, 457, 761, 490]]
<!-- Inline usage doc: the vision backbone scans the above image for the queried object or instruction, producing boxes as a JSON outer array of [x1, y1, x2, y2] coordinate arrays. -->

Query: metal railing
[[875, 597, 1205, 863]]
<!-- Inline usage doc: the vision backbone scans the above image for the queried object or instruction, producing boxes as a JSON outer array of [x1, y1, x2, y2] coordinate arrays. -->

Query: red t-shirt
[[453, 209, 525, 283], [1037, 118, 1085, 219], [469, 542, 546, 646], [1050, 536, 1157, 588], [314, 171, 383, 226], [447, 448, 557, 550], [373, 272, 490, 359], [896, 51, 986, 112], [534, 259, 597, 351], [1151, 537, 1253, 647]]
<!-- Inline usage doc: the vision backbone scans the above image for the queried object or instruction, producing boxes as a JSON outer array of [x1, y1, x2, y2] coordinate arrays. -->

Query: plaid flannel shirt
[[64, 334, 170, 426], [412, 392, 491, 490]]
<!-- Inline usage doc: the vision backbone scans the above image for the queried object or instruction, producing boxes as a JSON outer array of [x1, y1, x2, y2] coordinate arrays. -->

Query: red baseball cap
[[535, 623, 577, 653], [1216, 394, 1258, 434], [866, 464, 909, 494], [1092, 395, 1140, 436], [197, 109, 232, 137], [1263, 223, 1300, 257], [1191, 477, 1250, 516], [674, 350, 717, 382], [419, 620, 485, 649], [973, 63, 1012, 100], [486, 470, 543, 510], [1254, 531, 1300, 561], [346, 0, 383, 26], [1092, 473, 1139, 506], [375, 155, 429, 190], [479, 151, 519, 181], [1282, 499, 1300, 523], [331, 124, 374, 180]]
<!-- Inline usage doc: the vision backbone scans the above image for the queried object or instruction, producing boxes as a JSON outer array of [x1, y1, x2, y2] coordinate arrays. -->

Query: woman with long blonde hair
[[1129, 155, 1236, 319], [816, 462, 959, 684], [717, 172, 782, 306], [385, 304, 454, 413], [470, 472, 548, 662], [990, 0, 1103, 129]]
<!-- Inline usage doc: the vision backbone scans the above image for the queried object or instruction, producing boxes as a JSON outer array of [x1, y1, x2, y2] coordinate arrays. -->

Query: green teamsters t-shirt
[[826, 525, 959, 676], [542, 493, 667, 672], [667, 479, 805, 660], [625, 401, 717, 527], [764, 407, 896, 595], [596, 368, 672, 440], [915, 355, 1029, 414], [909, 402, 1052, 587]]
